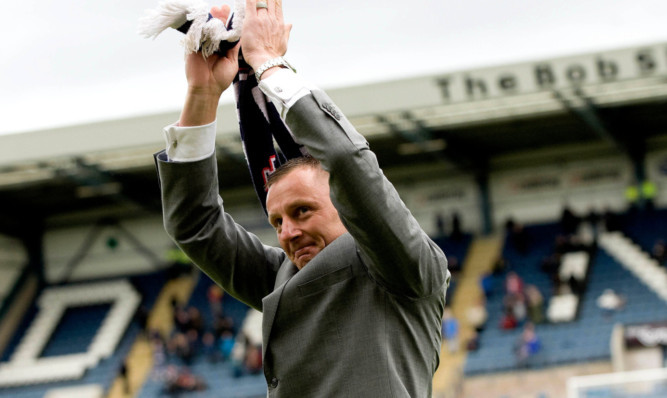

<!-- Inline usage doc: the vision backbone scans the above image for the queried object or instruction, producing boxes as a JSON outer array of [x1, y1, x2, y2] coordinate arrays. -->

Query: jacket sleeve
[[156, 151, 284, 310], [284, 90, 450, 298]]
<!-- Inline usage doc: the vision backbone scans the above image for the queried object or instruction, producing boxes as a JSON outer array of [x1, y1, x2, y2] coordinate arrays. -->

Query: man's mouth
[[294, 246, 311, 259]]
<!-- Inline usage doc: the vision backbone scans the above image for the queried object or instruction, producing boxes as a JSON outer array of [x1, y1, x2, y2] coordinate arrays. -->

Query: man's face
[[266, 166, 347, 269]]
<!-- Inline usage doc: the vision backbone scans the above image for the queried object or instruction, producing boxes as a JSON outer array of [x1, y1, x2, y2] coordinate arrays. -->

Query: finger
[[273, 0, 284, 22], [228, 41, 241, 63], [266, 0, 275, 15], [210, 5, 231, 24], [246, 0, 258, 16]]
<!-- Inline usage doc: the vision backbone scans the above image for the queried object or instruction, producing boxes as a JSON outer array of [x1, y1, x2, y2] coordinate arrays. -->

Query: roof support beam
[[378, 112, 496, 233], [378, 111, 486, 172], [552, 90, 615, 144]]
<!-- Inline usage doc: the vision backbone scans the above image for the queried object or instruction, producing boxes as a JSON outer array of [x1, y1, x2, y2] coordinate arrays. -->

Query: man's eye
[[297, 207, 309, 215]]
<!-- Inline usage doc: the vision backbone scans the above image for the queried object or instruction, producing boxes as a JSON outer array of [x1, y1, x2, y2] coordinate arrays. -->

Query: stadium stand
[[464, 214, 667, 376], [0, 271, 166, 398], [134, 271, 268, 398], [0, 215, 664, 397]]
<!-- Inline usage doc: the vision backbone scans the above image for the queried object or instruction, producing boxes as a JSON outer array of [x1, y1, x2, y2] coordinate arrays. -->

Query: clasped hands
[[189, 0, 291, 94], [180, 0, 292, 126]]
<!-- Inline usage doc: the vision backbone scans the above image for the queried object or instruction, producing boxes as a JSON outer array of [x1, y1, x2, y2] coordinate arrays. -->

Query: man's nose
[[280, 219, 301, 241]]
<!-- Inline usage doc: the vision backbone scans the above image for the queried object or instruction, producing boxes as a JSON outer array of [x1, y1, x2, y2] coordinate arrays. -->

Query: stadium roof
[[1, 42, 666, 238]]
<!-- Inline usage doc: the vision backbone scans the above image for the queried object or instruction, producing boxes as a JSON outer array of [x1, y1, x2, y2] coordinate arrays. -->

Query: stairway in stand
[[106, 274, 196, 398], [433, 235, 502, 398]]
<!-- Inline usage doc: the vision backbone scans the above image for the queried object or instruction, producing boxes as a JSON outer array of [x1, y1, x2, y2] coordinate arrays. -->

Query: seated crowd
[[146, 285, 259, 395]]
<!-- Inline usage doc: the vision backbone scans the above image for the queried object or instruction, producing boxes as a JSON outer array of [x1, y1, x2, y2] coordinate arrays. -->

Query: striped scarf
[[234, 50, 306, 213]]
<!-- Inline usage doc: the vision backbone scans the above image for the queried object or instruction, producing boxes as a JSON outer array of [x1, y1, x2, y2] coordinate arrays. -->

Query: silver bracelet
[[254, 56, 296, 81]]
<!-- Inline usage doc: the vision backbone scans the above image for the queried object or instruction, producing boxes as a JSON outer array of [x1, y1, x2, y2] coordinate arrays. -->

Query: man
[[155, 1, 450, 396]]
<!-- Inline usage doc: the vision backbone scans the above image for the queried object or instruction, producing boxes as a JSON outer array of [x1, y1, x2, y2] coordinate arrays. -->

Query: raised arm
[[179, 5, 240, 126], [284, 92, 449, 299], [157, 5, 283, 310]]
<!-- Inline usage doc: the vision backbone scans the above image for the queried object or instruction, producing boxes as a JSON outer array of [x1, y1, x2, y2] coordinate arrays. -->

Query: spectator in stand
[[540, 252, 561, 283], [492, 256, 508, 276], [173, 304, 190, 333], [245, 341, 263, 374], [585, 207, 601, 243], [169, 332, 195, 365], [554, 233, 589, 255], [435, 212, 446, 238], [603, 207, 622, 232], [499, 308, 518, 330], [505, 272, 524, 297], [230, 331, 263, 377], [466, 331, 480, 351], [219, 329, 235, 361], [597, 288, 626, 318], [118, 360, 130, 395], [560, 206, 580, 235], [214, 314, 235, 337], [567, 274, 585, 296], [525, 285, 544, 324], [480, 271, 494, 298], [515, 322, 541, 366], [187, 307, 204, 335], [500, 271, 527, 328], [554, 234, 574, 255], [466, 296, 488, 332], [450, 212, 463, 241], [207, 284, 224, 318], [202, 331, 221, 363], [504, 293, 527, 325], [164, 365, 208, 395], [447, 255, 461, 275], [507, 220, 529, 254], [149, 329, 168, 379], [135, 305, 149, 337], [441, 308, 460, 353], [231, 333, 248, 378], [189, 328, 202, 359], [651, 239, 667, 266]]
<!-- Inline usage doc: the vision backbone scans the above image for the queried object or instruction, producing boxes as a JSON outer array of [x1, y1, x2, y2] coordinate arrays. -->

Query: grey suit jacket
[[157, 89, 450, 397]]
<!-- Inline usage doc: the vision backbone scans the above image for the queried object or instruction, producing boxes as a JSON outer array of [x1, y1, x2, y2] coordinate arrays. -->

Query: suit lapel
[[260, 233, 355, 359], [261, 261, 297, 359]]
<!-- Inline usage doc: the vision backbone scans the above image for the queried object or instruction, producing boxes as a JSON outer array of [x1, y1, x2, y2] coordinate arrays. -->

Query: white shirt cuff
[[258, 69, 316, 117], [162, 120, 217, 162]]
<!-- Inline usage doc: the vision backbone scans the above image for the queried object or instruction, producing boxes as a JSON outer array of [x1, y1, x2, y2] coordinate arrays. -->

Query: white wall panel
[[491, 156, 631, 227]]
